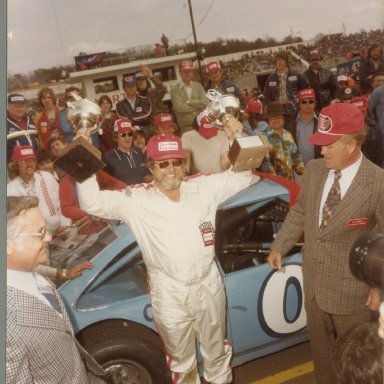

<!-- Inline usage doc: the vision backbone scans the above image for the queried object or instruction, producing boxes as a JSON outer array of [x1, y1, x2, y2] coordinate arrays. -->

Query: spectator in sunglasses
[[102, 118, 152, 185], [303, 50, 338, 111], [291, 89, 322, 165]]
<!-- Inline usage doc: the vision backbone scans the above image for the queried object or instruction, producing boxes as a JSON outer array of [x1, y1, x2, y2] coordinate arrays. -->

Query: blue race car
[[53, 174, 307, 383]]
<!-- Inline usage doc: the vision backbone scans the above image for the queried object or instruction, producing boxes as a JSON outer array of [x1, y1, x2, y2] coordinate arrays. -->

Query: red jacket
[[59, 170, 127, 222], [35, 107, 65, 149]]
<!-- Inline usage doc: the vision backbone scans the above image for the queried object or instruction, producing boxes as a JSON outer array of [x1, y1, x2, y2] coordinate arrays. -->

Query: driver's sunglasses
[[154, 159, 184, 169], [119, 132, 133, 138], [13, 225, 48, 241], [300, 100, 315, 105]]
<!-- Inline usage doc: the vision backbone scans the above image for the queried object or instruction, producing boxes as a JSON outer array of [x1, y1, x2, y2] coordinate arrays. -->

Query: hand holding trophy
[[55, 93, 105, 182], [203, 90, 269, 172]]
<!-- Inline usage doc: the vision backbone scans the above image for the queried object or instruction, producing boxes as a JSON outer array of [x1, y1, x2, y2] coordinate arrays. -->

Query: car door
[[215, 194, 307, 366]]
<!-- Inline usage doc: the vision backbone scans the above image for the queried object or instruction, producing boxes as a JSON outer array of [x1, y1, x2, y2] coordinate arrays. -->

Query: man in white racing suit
[[76, 117, 257, 384]]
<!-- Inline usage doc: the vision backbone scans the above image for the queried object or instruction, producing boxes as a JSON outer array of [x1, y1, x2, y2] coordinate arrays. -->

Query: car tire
[[77, 319, 172, 384]]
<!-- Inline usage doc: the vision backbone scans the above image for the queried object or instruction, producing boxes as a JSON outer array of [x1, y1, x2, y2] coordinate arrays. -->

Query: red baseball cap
[[153, 114, 176, 127], [308, 103, 364, 146], [13, 145, 36, 161], [179, 60, 193, 72], [298, 88, 315, 99], [350, 96, 368, 111], [197, 112, 218, 138], [245, 99, 263, 113], [114, 118, 133, 133], [146, 135, 185, 161], [206, 61, 221, 74]]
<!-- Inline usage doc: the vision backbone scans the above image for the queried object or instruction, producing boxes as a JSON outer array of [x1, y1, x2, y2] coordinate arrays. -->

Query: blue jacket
[[205, 79, 245, 108], [263, 68, 309, 115], [7, 114, 40, 163]]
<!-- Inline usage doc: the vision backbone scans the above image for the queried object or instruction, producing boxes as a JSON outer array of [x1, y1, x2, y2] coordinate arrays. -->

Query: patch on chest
[[199, 221, 215, 246]]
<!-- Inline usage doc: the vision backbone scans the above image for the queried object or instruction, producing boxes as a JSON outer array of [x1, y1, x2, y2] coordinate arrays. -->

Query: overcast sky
[[7, 0, 384, 74]]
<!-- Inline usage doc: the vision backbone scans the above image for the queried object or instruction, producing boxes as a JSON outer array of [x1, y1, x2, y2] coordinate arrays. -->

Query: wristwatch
[[56, 268, 68, 280]]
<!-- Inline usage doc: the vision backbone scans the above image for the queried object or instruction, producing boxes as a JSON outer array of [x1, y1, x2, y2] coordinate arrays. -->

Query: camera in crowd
[[349, 231, 384, 291]]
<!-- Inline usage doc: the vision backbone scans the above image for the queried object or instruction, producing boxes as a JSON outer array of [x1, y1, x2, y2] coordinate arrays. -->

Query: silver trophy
[[204, 89, 241, 130], [65, 93, 102, 135], [55, 94, 105, 183], [204, 90, 269, 172]]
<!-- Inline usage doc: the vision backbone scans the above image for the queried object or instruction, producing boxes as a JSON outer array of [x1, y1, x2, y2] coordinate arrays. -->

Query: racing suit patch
[[124, 187, 132, 197], [199, 221, 215, 246]]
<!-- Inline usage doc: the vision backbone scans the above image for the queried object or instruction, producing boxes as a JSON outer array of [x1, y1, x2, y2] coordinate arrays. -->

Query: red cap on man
[[114, 118, 133, 133], [308, 103, 364, 146], [179, 60, 193, 72], [146, 135, 185, 161], [206, 61, 221, 74], [196, 111, 218, 138], [13, 145, 36, 161], [298, 89, 316, 99], [153, 114, 176, 127], [245, 99, 263, 114]]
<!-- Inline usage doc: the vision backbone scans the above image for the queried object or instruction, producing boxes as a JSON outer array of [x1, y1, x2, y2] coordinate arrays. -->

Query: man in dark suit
[[267, 103, 384, 384], [6, 196, 107, 383]]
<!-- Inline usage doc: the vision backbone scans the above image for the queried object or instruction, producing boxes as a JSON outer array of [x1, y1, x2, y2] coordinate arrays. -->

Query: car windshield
[[49, 216, 117, 270]]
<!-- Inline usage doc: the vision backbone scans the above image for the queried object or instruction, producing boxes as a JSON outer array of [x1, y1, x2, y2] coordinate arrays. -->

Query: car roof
[[219, 176, 290, 210]]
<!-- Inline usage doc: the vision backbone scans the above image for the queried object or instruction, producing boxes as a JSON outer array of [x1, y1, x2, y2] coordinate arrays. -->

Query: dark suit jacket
[[272, 156, 384, 315], [6, 282, 105, 383]]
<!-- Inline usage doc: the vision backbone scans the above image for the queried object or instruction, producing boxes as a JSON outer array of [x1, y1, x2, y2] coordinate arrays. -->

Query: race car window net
[[216, 198, 301, 273]]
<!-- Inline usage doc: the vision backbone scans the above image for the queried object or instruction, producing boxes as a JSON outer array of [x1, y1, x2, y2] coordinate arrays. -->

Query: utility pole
[[342, 22, 346, 36], [187, 0, 204, 82]]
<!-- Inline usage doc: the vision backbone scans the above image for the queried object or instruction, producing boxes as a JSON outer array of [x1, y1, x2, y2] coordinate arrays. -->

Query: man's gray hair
[[7, 196, 39, 236]]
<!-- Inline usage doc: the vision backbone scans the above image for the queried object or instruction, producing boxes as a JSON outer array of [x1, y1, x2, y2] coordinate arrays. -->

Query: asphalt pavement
[[232, 341, 315, 384]]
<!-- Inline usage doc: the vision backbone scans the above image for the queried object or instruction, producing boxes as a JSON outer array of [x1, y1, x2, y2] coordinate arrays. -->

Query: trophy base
[[228, 135, 269, 172], [55, 136, 105, 183]]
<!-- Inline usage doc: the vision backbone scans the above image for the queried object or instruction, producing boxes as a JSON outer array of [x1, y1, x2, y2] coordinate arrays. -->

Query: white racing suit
[[77, 170, 254, 384]]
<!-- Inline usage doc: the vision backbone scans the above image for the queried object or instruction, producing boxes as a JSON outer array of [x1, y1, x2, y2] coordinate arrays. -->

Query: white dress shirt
[[319, 153, 362, 225]]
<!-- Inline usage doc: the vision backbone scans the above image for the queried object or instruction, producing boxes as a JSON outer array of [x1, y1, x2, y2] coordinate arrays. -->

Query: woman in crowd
[[98, 94, 118, 154], [133, 129, 149, 154], [34, 87, 65, 149]]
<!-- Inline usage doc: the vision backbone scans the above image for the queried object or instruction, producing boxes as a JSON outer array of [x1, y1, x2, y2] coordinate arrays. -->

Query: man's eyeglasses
[[119, 132, 133, 138], [13, 226, 48, 241], [300, 100, 315, 105], [154, 159, 184, 169], [19, 159, 36, 164]]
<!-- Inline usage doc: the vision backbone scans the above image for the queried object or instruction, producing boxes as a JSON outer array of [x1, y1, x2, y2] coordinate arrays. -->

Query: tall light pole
[[187, 0, 204, 82]]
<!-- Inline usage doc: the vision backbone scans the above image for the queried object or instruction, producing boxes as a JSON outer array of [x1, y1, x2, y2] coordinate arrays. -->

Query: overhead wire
[[50, 0, 68, 63], [169, 1, 187, 41], [184, 0, 215, 41]]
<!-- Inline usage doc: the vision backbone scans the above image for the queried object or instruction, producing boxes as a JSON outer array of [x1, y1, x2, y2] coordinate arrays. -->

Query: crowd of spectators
[[6, 30, 384, 239], [294, 29, 384, 69], [5, 28, 384, 384]]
